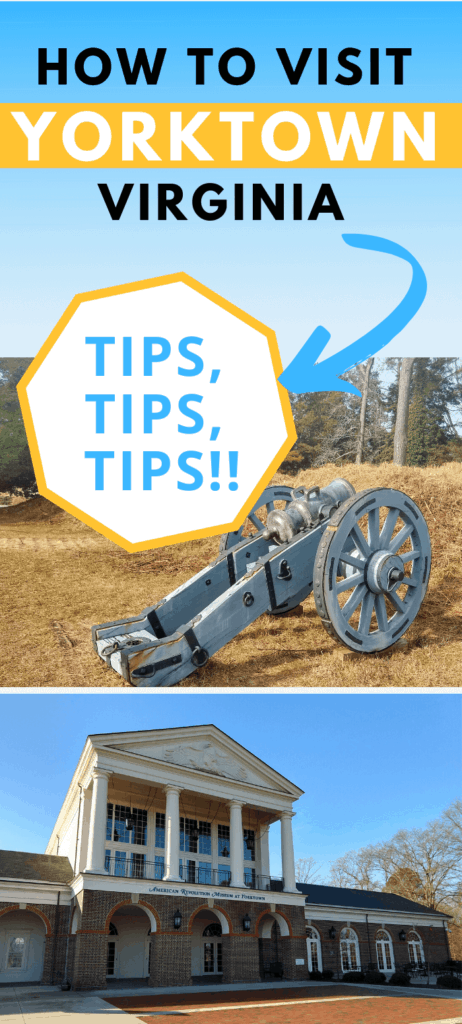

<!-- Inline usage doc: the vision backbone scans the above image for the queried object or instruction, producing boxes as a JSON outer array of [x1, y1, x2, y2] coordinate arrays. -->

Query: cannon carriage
[[92, 478, 431, 685]]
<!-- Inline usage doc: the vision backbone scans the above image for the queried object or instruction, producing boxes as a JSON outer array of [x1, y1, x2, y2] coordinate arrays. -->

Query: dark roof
[[0, 850, 74, 884], [296, 883, 447, 918]]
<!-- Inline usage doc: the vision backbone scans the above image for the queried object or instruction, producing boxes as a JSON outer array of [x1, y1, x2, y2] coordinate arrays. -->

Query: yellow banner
[[2, 103, 460, 168]]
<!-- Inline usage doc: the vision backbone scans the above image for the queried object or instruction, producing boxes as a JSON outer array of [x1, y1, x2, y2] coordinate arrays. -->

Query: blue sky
[[0, 693, 459, 878], [0, 2, 461, 363]]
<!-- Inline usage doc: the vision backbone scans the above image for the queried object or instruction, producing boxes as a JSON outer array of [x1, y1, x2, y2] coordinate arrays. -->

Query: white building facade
[[0, 725, 451, 990]]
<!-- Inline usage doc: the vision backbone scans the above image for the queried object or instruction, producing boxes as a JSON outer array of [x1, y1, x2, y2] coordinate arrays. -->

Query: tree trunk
[[356, 357, 374, 464], [393, 358, 414, 465]]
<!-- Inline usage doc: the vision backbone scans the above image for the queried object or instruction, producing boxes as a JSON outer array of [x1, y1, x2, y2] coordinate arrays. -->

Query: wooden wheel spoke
[[367, 507, 380, 550], [339, 551, 365, 570], [267, 501, 275, 512], [350, 524, 371, 559], [379, 508, 400, 548], [358, 590, 375, 635], [387, 589, 407, 615], [401, 550, 420, 564], [374, 594, 389, 631], [342, 583, 367, 621], [336, 571, 364, 595], [389, 523, 413, 553], [249, 513, 263, 530]]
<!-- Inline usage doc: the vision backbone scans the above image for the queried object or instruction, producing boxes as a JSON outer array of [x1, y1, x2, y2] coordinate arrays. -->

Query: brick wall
[[221, 935, 261, 983], [307, 918, 450, 976], [67, 890, 307, 989], [1, 894, 449, 990]]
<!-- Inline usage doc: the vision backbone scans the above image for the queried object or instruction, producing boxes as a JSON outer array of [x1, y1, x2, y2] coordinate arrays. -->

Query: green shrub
[[389, 972, 411, 986], [309, 970, 322, 980], [364, 970, 386, 984], [321, 970, 334, 980], [342, 971, 365, 983], [436, 975, 461, 989]]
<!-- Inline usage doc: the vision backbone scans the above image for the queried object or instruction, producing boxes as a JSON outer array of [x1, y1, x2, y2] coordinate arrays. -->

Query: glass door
[[203, 940, 223, 974]]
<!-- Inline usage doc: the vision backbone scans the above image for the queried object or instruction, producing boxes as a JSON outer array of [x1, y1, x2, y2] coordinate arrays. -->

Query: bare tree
[[393, 358, 415, 464], [356, 357, 374, 464], [328, 846, 377, 890], [295, 856, 323, 884], [328, 801, 462, 912]]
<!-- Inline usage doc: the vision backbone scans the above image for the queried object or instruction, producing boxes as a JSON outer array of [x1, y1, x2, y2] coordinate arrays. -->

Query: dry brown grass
[[0, 462, 461, 688]]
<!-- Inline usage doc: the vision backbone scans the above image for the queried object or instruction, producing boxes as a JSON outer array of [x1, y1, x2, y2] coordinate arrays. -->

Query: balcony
[[104, 856, 284, 891]]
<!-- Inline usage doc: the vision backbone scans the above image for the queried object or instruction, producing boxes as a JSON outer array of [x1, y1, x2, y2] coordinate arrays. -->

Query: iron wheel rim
[[313, 488, 431, 652]]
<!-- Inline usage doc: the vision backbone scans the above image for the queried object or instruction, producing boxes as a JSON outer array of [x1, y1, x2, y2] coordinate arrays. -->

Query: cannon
[[92, 478, 431, 685]]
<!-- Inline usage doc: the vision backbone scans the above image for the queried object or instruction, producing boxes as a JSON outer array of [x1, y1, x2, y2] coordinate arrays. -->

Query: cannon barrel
[[263, 477, 356, 544]]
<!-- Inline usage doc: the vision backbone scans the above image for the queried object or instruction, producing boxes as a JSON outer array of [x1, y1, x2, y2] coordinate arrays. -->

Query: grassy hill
[[0, 461, 460, 687]]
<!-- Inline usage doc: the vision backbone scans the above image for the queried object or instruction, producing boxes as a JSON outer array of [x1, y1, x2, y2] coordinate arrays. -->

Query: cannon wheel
[[218, 485, 293, 554], [313, 488, 431, 653]]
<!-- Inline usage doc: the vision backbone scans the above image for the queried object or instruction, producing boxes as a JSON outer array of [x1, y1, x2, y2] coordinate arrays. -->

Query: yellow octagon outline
[[17, 271, 297, 553]]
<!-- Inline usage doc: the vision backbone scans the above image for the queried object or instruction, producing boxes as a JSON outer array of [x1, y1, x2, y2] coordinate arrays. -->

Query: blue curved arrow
[[278, 234, 427, 396]]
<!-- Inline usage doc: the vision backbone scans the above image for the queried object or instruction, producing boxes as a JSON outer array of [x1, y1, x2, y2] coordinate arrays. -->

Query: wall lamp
[[174, 909, 182, 930], [329, 927, 337, 939], [242, 914, 251, 932], [399, 929, 406, 941]]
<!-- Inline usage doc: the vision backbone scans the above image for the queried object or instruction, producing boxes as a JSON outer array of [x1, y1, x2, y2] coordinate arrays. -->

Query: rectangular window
[[7, 937, 26, 971], [114, 850, 127, 876], [106, 804, 147, 846], [310, 942, 319, 972], [186, 859, 196, 883], [218, 866, 231, 885], [198, 821, 211, 856], [155, 812, 165, 849], [130, 853, 146, 879], [218, 824, 230, 857], [132, 808, 148, 846], [244, 867, 256, 887], [154, 855, 164, 879], [340, 943, 348, 972], [180, 817, 198, 853], [197, 861, 212, 884], [107, 941, 116, 976], [204, 941, 214, 973], [113, 804, 132, 844], [216, 942, 223, 973], [243, 830, 255, 862], [106, 803, 114, 842]]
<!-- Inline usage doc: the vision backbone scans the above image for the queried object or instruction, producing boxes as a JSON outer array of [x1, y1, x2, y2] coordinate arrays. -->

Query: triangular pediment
[[89, 725, 302, 796]]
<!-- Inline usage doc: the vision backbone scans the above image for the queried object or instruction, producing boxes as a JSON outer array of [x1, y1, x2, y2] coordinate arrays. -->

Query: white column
[[280, 811, 298, 893], [257, 823, 270, 880], [211, 821, 219, 875], [163, 785, 182, 881], [85, 769, 111, 873], [75, 787, 92, 875], [229, 801, 246, 888]]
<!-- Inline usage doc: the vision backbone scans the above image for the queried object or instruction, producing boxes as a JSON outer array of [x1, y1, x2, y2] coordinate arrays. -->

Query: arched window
[[375, 929, 394, 972], [408, 930, 424, 965], [306, 926, 323, 973], [203, 923, 222, 937], [340, 928, 361, 973]]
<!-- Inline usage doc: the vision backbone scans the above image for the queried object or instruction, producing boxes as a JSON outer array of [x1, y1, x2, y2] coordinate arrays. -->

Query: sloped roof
[[0, 850, 73, 884], [296, 883, 447, 917]]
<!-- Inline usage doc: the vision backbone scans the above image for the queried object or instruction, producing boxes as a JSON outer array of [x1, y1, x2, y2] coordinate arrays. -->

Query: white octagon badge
[[18, 273, 296, 551]]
